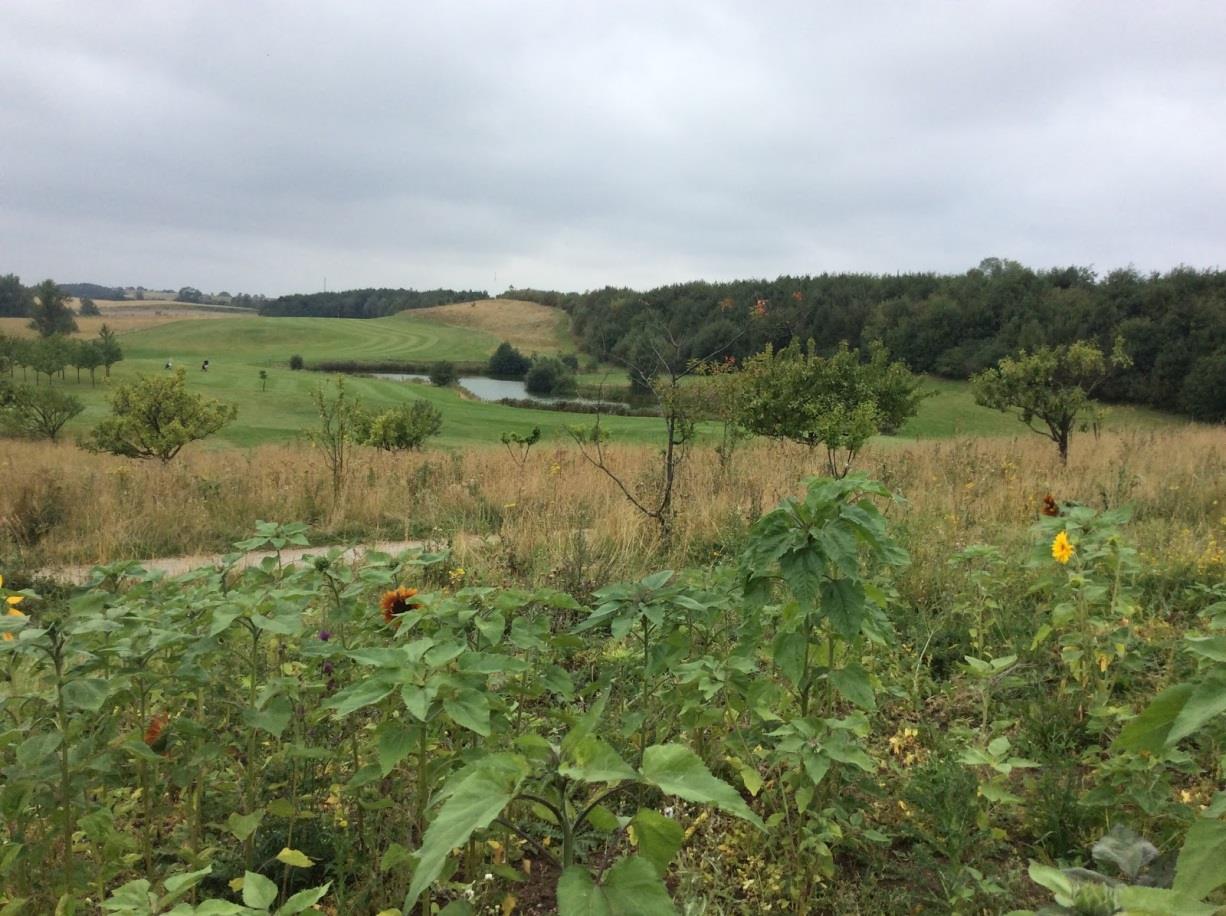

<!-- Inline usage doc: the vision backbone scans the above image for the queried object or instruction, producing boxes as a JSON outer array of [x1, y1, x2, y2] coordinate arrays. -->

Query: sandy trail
[[40, 539, 427, 585]]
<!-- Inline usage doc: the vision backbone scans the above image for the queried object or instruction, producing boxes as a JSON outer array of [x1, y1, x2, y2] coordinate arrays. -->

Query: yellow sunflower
[[1, 575, 25, 641], [1051, 530, 1076, 565]]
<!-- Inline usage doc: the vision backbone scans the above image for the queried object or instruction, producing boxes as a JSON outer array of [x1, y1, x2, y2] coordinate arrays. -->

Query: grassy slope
[[399, 299, 577, 354], [18, 312, 1184, 451], [894, 376, 1180, 439]]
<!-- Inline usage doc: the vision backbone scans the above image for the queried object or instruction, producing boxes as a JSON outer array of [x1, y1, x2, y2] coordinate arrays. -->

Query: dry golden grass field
[[397, 298, 574, 352], [3, 425, 1223, 581], [0, 299, 255, 338]]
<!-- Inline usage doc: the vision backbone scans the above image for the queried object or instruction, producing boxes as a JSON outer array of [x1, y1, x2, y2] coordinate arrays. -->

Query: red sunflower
[[380, 587, 421, 624]]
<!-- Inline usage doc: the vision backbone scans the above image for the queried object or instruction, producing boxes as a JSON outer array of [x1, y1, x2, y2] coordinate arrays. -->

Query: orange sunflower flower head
[[1041, 494, 1060, 517], [380, 587, 421, 624], [144, 713, 170, 753]]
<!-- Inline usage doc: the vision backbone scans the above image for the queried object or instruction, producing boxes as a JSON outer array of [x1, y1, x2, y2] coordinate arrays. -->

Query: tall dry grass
[[2, 426, 1224, 585]]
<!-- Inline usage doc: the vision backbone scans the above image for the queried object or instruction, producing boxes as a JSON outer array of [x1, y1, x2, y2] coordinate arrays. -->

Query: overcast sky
[[2, 2, 1225, 296]]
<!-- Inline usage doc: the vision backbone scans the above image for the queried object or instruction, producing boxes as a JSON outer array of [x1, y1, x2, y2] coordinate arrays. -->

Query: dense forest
[[504, 259, 1226, 421], [58, 282, 127, 300], [259, 287, 487, 318]]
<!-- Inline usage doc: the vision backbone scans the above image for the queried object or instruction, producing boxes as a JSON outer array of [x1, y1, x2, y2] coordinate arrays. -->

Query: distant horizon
[[26, 255, 1224, 302]]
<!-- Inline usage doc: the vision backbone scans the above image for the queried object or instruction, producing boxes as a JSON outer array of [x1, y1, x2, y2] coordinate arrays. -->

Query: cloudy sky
[[2, 2, 1224, 296]]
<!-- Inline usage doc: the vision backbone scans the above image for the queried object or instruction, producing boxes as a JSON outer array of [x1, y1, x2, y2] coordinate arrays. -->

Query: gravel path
[[40, 539, 427, 585]]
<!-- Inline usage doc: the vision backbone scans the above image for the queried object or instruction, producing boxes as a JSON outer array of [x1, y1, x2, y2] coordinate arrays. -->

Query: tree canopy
[[971, 338, 1131, 464], [82, 368, 237, 462], [0, 274, 31, 318], [734, 340, 925, 477], [29, 280, 78, 337]]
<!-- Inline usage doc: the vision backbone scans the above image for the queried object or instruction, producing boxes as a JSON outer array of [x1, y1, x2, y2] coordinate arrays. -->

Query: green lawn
[[894, 376, 1181, 439], [121, 314, 505, 365], [32, 318, 1186, 452]]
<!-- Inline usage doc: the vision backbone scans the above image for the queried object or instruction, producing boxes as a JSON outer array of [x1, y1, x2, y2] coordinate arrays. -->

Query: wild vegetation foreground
[[2, 427, 1225, 914]]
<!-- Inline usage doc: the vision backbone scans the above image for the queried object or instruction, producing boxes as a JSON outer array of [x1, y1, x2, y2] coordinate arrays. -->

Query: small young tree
[[258, 369, 268, 391], [1, 385, 83, 441], [29, 280, 78, 337], [82, 368, 237, 462], [362, 400, 443, 451], [78, 297, 101, 317], [308, 377, 363, 501], [96, 324, 123, 377], [735, 340, 925, 478], [972, 338, 1131, 465], [28, 336, 72, 385], [289, 354, 305, 370], [428, 361, 457, 387], [501, 425, 541, 498], [569, 323, 742, 539], [487, 341, 531, 378], [72, 339, 104, 384], [525, 356, 577, 397]]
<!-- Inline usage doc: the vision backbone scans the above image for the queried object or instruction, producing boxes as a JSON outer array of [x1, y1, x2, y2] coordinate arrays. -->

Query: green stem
[[244, 625, 260, 869], [138, 684, 153, 876], [53, 639, 75, 897]]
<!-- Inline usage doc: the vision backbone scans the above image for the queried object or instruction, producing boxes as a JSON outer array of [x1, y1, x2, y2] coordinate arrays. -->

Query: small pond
[[371, 373, 627, 407]]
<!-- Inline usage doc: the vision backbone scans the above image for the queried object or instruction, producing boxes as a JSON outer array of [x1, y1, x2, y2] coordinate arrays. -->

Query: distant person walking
[[164, 359, 173, 370], [201, 359, 210, 372]]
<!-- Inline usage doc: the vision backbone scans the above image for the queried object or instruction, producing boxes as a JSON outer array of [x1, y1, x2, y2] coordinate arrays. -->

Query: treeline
[[260, 288, 487, 319], [59, 282, 126, 300], [503, 260, 1226, 420]]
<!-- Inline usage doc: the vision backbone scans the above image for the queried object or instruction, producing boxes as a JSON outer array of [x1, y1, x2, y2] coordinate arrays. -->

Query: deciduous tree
[[734, 339, 925, 477], [971, 338, 1131, 464], [96, 324, 123, 377], [0, 274, 32, 318], [29, 280, 78, 337], [83, 368, 237, 462], [1, 384, 83, 441], [361, 400, 443, 451]]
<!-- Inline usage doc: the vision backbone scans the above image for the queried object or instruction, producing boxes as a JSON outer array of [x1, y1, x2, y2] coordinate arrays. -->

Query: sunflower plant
[[1030, 503, 1143, 714]]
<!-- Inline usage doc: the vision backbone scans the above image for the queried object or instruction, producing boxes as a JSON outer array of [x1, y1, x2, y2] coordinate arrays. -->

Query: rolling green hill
[[21, 312, 1187, 452]]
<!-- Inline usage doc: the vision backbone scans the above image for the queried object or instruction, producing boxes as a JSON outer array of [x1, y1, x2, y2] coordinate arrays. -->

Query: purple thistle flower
[[318, 629, 332, 642]]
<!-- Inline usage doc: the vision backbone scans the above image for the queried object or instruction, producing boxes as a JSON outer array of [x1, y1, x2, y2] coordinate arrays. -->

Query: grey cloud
[[2, 1, 1224, 294]]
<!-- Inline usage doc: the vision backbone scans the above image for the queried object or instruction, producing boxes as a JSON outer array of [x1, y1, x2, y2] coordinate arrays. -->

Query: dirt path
[[41, 539, 427, 585]]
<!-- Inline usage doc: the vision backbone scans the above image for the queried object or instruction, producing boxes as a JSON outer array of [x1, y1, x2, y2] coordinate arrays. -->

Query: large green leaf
[[377, 724, 418, 776], [273, 881, 331, 915], [1114, 683, 1195, 754], [442, 688, 491, 736], [16, 732, 61, 769], [821, 578, 866, 641], [829, 663, 875, 710], [1173, 817, 1226, 901], [242, 696, 293, 739], [62, 678, 111, 713], [403, 754, 529, 911], [1168, 675, 1226, 746], [556, 857, 677, 916], [241, 871, 278, 910], [1114, 885, 1219, 915], [640, 745, 763, 828], [324, 678, 396, 718], [559, 736, 637, 784], [778, 548, 824, 606], [629, 809, 683, 876]]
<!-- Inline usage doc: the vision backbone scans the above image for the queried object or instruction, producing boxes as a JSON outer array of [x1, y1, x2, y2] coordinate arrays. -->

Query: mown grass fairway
[[9, 309, 1185, 451]]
